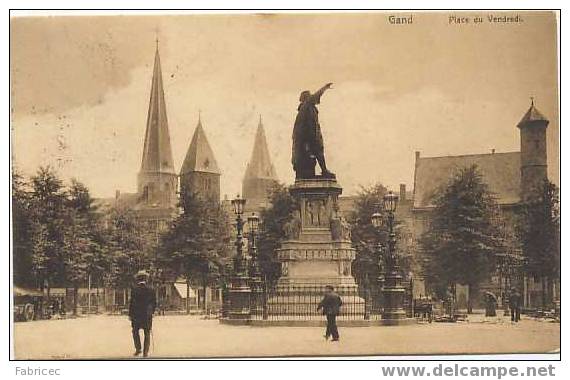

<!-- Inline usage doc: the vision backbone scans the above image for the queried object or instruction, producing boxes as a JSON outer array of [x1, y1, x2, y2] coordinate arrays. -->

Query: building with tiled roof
[[412, 151, 521, 209], [401, 100, 551, 309]]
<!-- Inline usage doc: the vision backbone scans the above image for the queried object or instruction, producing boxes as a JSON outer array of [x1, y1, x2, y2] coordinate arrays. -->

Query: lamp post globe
[[371, 211, 383, 228], [231, 194, 246, 215], [247, 213, 260, 235], [383, 191, 399, 213]]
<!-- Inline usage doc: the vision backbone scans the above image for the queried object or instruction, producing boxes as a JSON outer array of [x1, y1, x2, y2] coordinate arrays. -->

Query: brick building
[[398, 101, 553, 309]]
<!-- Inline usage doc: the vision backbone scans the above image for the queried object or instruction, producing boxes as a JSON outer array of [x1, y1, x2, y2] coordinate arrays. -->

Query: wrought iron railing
[[250, 283, 367, 321], [223, 278, 414, 321]]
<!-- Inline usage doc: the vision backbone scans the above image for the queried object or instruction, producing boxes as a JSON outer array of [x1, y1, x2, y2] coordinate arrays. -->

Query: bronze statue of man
[[292, 83, 335, 179]]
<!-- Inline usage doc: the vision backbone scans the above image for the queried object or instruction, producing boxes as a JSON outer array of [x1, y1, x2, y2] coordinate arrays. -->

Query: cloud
[[11, 13, 559, 198]]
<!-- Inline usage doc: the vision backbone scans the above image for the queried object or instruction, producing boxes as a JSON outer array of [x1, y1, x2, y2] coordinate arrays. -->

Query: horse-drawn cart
[[14, 286, 44, 322]]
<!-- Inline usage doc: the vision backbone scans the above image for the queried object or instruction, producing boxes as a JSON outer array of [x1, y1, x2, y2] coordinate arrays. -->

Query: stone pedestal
[[228, 256, 251, 320], [382, 271, 407, 321], [271, 177, 364, 317]]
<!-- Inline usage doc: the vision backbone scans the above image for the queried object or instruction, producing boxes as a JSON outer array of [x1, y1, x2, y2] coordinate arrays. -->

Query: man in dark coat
[[317, 285, 343, 341], [484, 292, 497, 317], [508, 288, 522, 323], [292, 83, 335, 179], [129, 271, 156, 357]]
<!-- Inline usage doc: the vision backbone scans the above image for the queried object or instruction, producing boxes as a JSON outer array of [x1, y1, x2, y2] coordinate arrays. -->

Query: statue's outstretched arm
[[311, 82, 333, 103]]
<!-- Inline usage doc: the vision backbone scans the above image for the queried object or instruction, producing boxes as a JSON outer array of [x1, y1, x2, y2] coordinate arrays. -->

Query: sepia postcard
[[10, 10, 560, 361]]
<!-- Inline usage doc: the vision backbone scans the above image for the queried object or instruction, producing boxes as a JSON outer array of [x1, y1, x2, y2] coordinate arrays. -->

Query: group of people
[[50, 298, 66, 317]]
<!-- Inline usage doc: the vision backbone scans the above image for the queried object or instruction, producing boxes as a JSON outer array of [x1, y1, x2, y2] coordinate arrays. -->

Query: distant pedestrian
[[317, 285, 343, 342], [484, 292, 497, 317], [129, 271, 156, 357], [51, 299, 60, 316], [59, 300, 66, 317], [508, 288, 522, 323]]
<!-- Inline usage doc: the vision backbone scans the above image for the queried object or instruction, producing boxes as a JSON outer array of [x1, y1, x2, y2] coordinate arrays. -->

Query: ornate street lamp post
[[247, 213, 264, 318], [228, 195, 251, 320], [372, 191, 406, 321], [247, 213, 261, 280]]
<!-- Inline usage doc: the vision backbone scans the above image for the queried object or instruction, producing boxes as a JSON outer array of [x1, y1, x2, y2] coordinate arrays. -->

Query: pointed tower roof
[[517, 98, 549, 128], [181, 116, 221, 175], [244, 116, 278, 180], [140, 44, 176, 174]]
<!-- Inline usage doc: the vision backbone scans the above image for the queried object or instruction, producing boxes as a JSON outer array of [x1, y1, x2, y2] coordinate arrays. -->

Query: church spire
[[244, 115, 278, 181], [139, 44, 175, 175], [181, 115, 220, 175], [180, 115, 221, 203], [242, 115, 278, 210]]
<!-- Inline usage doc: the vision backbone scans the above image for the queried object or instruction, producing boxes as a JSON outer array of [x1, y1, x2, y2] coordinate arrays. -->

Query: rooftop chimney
[[415, 151, 420, 160], [400, 184, 407, 202]]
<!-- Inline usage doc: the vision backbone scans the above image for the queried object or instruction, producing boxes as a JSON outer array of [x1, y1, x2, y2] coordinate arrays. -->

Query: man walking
[[508, 288, 522, 323], [129, 270, 156, 357], [317, 285, 343, 342]]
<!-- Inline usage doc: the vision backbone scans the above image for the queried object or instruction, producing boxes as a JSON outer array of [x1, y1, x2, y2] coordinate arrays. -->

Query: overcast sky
[[10, 12, 559, 199]]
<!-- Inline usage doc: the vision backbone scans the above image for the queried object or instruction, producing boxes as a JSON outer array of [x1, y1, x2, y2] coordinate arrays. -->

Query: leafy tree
[[12, 169, 35, 288], [257, 183, 297, 287], [63, 180, 107, 314], [28, 166, 68, 294], [62, 210, 91, 314], [106, 207, 155, 290], [348, 183, 388, 290], [421, 165, 505, 313], [517, 180, 560, 307], [67, 180, 109, 286], [158, 192, 231, 312]]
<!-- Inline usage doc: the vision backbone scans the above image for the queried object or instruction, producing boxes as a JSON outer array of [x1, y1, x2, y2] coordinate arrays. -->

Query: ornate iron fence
[[251, 283, 366, 321], [223, 278, 414, 321]]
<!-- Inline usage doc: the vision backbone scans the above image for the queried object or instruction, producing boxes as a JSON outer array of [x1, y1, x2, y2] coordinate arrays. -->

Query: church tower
[[180, 115, 221, 203], [137, 43, 177, 209], [517, 98, 549, 201], [242, 115, 279, 211]]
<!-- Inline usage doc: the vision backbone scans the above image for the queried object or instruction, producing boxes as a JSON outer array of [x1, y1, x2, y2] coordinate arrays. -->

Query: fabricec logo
[[15, 367, 61, 376]]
